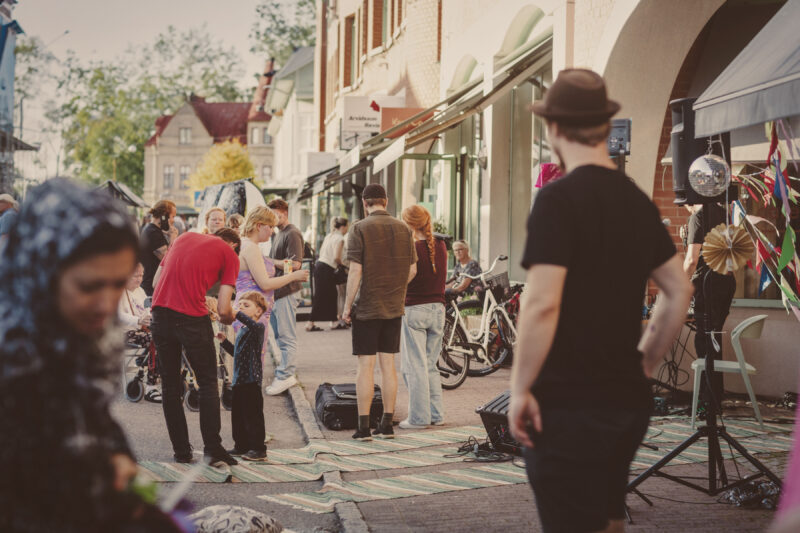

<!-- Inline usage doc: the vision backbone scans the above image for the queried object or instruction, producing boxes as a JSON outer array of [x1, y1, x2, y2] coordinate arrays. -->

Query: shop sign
[[380, 108, 433, 138], [342, 95, 405, 133]]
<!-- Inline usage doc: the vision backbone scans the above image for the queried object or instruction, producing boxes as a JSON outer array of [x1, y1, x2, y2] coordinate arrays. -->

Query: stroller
[[122, 330, 233, 411], [181, 343, 233, 412], [122, 330, 160, 403]]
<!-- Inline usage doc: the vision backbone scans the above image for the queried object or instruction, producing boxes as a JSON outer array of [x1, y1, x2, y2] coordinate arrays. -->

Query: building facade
[[305, 0, 799, 397], [143, 64, 276, 209]]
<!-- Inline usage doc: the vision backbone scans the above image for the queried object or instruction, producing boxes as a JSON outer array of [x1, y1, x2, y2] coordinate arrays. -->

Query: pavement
[[118, 323, 792, 532]]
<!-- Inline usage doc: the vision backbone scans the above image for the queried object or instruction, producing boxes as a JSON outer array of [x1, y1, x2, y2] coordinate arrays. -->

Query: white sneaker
[[265, 375, 298, 395], [431, 420, 445, 426], [398, 419, 428, 430]]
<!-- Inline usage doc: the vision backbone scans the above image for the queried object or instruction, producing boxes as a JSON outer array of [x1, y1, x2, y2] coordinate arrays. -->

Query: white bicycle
[[438, 255, 522, 389]]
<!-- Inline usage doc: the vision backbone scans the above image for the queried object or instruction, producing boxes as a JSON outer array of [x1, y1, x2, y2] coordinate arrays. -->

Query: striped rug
[[137, 445, 473, 483], [258, 462, 530, 514]]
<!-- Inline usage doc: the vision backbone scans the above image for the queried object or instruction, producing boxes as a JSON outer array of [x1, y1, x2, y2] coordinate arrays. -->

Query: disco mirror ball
[[688, 154, 731, 197]]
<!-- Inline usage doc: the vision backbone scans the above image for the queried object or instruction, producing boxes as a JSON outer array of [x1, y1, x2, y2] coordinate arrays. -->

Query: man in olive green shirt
[[342, 184, 417, 440]]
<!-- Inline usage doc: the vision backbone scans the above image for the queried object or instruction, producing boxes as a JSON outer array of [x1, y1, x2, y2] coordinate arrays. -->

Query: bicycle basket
[[484, 271, 510, 302]]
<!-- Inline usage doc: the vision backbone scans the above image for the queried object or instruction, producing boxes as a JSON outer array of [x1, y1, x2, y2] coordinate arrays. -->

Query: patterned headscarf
[[0, 179, 143, 531], [0, 178, 137, 380]]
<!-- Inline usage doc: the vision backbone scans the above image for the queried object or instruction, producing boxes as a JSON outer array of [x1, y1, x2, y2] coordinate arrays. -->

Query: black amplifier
[[475, 390, 523, 456]]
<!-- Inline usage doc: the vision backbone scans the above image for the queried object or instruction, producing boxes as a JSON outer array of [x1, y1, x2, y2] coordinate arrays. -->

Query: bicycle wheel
[[438, 312, 470, 390], [468, 311, 514, 376]]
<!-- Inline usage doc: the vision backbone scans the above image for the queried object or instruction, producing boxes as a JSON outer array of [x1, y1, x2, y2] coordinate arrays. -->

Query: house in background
[[143, 60, 276, 209]]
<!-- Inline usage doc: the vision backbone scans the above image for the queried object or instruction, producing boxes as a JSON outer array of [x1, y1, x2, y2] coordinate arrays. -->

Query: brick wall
[[647, 26, 710, 294]]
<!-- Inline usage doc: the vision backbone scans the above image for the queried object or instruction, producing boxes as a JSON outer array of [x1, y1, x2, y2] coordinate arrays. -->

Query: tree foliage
[[189, 139, 255, 191], [14, 35, 56, 105], [46, 25, 247, 194], [249, 0, 316, 66]]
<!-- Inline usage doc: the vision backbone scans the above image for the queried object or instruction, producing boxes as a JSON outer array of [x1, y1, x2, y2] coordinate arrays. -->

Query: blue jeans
[[270, 293, 298, 380], [400, 303, 446, 425]]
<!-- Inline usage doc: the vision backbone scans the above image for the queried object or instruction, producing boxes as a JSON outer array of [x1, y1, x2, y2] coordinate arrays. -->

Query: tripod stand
[[628, 206, 781, 502]]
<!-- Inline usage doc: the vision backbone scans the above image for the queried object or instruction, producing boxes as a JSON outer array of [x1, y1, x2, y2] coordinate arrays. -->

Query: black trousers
[[311, 262, 338, 322], [151, 307, 223, 456], [693, 271, 736, 405], [524, 407, 651, 533], [231, 383, 266, 453]]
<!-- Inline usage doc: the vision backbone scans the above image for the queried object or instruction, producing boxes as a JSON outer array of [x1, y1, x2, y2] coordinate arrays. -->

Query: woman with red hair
[[399, 205, 447, 429]]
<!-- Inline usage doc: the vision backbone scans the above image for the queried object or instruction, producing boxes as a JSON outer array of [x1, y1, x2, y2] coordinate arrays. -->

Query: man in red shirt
[[151, 228, 241, 467]]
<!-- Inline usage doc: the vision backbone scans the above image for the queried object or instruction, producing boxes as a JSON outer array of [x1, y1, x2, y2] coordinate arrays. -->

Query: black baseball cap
[[361, 183, 387, 200]]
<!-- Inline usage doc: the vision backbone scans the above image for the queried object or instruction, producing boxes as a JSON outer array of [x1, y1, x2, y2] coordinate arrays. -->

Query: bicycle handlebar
[[460, 254, 508, 281]]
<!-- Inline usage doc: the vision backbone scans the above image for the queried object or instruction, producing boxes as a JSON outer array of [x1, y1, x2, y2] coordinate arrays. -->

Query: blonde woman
[[400, 205, 447, 429], [235, 207, 309, 364], [203, 207, 226, 234]]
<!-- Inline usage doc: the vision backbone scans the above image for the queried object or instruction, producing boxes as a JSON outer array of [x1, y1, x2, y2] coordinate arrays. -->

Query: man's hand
[[215, 331, 227, 341], [508, 390, 542, 448], [138, 315, 151, 328], [110, 453, 137, 491], [341, 307, 352, 324]]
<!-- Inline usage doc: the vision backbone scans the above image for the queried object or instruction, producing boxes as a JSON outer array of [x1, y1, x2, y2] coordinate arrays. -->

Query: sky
[[14, 0, 271, 181]]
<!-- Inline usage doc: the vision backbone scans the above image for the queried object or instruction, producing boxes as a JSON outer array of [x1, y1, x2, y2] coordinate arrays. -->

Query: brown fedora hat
[[531, 69, 620, 125]]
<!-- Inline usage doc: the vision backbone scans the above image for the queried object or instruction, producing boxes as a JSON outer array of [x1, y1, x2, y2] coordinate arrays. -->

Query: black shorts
[[351, 317, 402, 355], [524, 407, 650, 533]]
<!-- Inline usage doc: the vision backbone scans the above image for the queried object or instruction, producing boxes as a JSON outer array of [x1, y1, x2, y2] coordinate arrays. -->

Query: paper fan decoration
[[702, 223, 755, 275]]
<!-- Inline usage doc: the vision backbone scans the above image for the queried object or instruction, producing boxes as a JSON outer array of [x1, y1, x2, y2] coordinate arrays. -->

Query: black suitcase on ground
[[315, 382, 383, 430]]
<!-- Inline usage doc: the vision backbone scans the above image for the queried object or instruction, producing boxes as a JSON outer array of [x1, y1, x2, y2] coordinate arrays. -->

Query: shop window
[[397, 0, 403, 27], [372, 0, 383, 48], [179, 165, 190, 190], [344, 15, 356, 88], [163, 165, 175, 190], [179, 127, 191, 145], [382, 0, 390, 43], [362, 1, 369, 56]]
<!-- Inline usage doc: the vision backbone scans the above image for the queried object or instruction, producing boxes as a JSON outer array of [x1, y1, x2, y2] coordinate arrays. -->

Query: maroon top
[[406, 239, 447, 306]]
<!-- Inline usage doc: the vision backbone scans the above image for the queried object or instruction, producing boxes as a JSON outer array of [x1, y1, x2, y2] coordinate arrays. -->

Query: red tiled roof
[[145, 114, 173, 147], [146, 58, 276, 147], [189, 95, 252, 144]]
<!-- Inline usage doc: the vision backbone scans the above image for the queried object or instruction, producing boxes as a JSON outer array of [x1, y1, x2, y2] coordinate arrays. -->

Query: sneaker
[[242, 449, 268, 461], [144, 386, 162, 403], [226, 447, 247, 456], [205, 449, 238, 466], [398, 419, 427, 430], [372, 424, 395, 439], [174, 451, 195, 464], [431, 420, 445, 426], [352, 428, 373, 441], [265, 375, 298, 396]]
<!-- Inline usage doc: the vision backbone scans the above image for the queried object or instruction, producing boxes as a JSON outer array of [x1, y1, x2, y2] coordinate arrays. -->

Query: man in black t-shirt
[[683, 202, 736, 406], [141, 200, 177, 295], [509, 69, 693, 533]]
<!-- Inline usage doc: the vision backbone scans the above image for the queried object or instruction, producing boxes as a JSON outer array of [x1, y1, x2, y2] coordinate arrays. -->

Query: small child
[[216, 291, 268, 461]]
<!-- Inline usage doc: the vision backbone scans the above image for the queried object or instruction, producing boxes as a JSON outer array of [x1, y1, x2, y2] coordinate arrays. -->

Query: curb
[[268, 328, 370, 532]]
